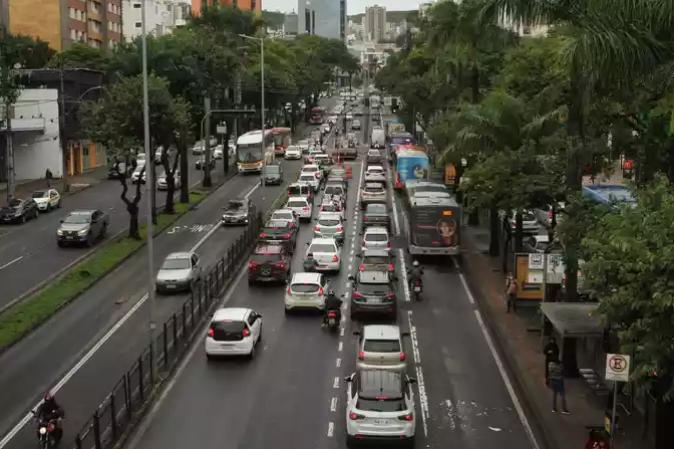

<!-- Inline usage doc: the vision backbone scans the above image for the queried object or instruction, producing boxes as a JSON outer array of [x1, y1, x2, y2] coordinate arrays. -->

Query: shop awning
[[540, 303, 604, 338]]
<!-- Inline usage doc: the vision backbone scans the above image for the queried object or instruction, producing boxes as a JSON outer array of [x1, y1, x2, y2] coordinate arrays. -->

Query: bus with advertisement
[[272, 127, 291, 156], [236, 130, 274, 173], [309, 107, 325, 125], [393, 147, 429, 190], [407, 195, 461, 256]]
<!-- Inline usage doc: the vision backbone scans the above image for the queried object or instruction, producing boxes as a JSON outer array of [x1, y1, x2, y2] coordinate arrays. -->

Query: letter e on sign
[[605, 354, 630, 382]]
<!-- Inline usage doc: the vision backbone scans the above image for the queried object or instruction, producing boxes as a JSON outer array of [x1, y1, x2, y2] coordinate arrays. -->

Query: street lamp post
[[238, 34, 266, 187]]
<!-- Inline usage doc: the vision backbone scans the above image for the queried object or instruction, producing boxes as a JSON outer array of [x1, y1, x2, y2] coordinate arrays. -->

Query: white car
[[298, 173, 320, 192], [156, 170, 181, 191], [297, 140, 310, 153], [31, 189, 61, 211], [284, 272, 329, 313], [205, 307, 262, 359], [346, 113, 353, 121], [504, 209, 540, 233], [285, 196, 313, 222], [314, 212, 345, 243], [365, 165, 386, 184], [156, 251, 201, 293], [302, 163, 323, 179], [131, 161, 146, 184], [362, 226, 390, 252], [306, 237, 341, 272], [345, 370, 416, 446], [355, 325, 408, 372], [285, 145, 302, 160], [270, 208, 299, 230], [213, 144, 224, 159]]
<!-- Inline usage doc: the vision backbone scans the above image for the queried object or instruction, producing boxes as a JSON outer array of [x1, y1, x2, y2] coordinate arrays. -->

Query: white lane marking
[[124, 264, 248, 449], [407, 311, 429, 437], [340, 327, 345, 336], [407, 310, 421, 364], [0, 256, 23, 271], [330, 397, 338, 412], [244, 182, 260, 199], [445, 399, 457, 431], [348, 264, 352, 271], [327, 422, 335, 437], [387, 171, 400, 235], [338, 341, 343, 352], [0, 290, 150, 448], [398, 248, 410, 303], [473, 310, 541, 449], [453, 258, 476, 304], [336, 357, 342, 367], [355, 162, 365, 205], [333, 377, 340, 388]]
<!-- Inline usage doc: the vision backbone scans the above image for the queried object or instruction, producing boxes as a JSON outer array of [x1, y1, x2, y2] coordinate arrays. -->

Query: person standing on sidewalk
[[548, 357, 570, 414], [543, 337, 560, 385], [505, 273, 518, 313]]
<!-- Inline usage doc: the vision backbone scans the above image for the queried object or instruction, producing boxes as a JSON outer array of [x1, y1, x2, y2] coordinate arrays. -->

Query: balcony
[[0, 118, 46, 133]]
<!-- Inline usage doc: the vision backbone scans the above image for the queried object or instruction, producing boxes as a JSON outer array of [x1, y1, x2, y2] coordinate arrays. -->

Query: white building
[[364, 5, 386, 43], [122, 0, 190, 42], [298, 0, 347, 41], [1, 89, 63, 181]]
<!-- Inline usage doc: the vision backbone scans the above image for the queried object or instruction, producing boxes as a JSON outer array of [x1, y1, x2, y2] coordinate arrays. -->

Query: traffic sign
[[605, 353, 630, 382]]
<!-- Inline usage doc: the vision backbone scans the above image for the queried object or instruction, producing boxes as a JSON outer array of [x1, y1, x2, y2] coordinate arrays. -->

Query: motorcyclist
[[408, 260, 424, 288], [323, 290, 343, 326], [34, 392, 64, 440], [303, 252, 319, 272]]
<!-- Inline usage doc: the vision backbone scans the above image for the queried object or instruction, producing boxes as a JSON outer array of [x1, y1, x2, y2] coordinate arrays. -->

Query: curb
[[459, 237, 555, 449]]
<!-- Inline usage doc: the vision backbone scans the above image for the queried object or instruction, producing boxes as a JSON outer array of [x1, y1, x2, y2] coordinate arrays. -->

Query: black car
[[363, 203, 391, 231], [0, 198, 39, 224], [349, 271, 397, 320], [248, 244, 291, 284], [258, 219, 297, 253], [221, 198, 252, 225], [262, 164, 283, 185], [195, 157, 215, 171]]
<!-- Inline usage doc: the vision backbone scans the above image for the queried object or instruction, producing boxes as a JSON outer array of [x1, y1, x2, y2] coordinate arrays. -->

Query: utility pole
[[0, 26, 18, 203], [203, 96, 212, 187], [260, 37, 266, 186]]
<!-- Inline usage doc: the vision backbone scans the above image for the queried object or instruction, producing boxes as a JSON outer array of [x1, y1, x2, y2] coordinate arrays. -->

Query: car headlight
[[57, 229, 64, 236], [78, 229, 89, 236]]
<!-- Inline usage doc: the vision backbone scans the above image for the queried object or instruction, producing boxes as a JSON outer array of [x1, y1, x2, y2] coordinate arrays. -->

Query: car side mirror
[[352, 331, 360, 336], [347, 275, 354, 281], [344, 376, 353, 382], [401, 331, 410, 337], [393, 276, 399, 282], [407, 377, 417, 384], [59, 219, 64, 223]]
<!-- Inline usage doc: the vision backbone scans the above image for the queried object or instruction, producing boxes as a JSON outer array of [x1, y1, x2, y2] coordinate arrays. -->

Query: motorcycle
[[36, 418, 60, 448], [326, 310, 340, 332], [411, 279, 423, 301], [585, 426, 610, 449]]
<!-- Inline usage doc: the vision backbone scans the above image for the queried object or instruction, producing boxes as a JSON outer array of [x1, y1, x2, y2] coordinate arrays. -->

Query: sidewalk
[[460, 224, 650, 449], [0, 166, 109, 203]]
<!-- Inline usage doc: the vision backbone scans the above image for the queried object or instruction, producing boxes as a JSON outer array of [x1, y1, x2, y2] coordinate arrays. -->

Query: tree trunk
[[470, 63, 480, 104], [202, 96, 212, 188], [179, 140, 189, 204], [119, 163, 144, 240], [223, 119, 231, 176], [514, 211, 523, 252], [127, 203, 140, 240], [163, 151, 180, 215], [489, 206, 499, 257]]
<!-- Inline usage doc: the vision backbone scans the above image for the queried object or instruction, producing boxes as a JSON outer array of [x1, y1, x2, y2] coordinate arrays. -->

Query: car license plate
[[373, 419, 389, 425], [413, 286, 421, 293], [166, 285, 176, 289], [66, 236, 74, 240], [368, 297, 381, 304]]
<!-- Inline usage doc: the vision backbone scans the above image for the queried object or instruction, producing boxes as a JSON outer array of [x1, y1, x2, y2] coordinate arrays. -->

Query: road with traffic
[[122, 104, 540, 449]]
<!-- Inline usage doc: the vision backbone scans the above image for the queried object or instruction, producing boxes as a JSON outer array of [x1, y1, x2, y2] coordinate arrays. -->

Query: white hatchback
[[298, 173, 320, 192], [285, 196, 313, 222], [285, 146, 302, 160], [301, 164, 323, 180], [205, 307, 262, 359], [365, 165, 386, 184], [284, 272, 329, 313], [306, 237, 341, 272], [362, 226, 390, 252]]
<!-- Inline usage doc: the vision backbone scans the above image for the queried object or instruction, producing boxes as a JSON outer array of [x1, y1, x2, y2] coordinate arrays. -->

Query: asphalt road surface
[[122, 106, 540, 449], [0, 153, 218, 311], [0, 101, 339, 449]]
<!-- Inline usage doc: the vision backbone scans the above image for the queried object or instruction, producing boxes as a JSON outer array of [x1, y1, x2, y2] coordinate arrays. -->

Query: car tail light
[[331, 254, 339, 262], [274, 261, 286, 269], [388, 263, 395, 272], [315, 172, 321, 179], [386, 292, 396, 301], [359, 264, 365, 271], [287, 286, 292, 294], [314, 225, 321, 232], [352, 291, 363, 299], [387, 241, 391, 248], [248, 260, 259, 269], [358, 351, 365, 360], [207, 327, 214, 338], [242, 328, 251, 338], [398, 413, 413, 421], [336, 225, 344, 232], [281, 233, 291, 239], [363, 216, 369, 221], [303, 206, 310, 211], [259, 232, 269, 238], [318, 287, 324, 296], [349, 412, 365, 421], [400, 352, 406, 361]]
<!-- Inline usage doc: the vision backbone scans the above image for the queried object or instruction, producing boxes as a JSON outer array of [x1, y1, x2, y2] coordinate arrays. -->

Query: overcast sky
[[262, 0, 424, 15]]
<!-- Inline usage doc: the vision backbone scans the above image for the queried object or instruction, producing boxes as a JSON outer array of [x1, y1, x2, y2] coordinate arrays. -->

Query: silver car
[[355, 325, 409, 372], [360, 182, 387, 208], [314, 212, 345, 243], [156, 251, 201, 293]]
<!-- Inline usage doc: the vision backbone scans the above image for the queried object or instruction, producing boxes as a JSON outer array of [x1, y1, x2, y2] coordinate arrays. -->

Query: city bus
[[236, 129, 274, 173], [407, 195, 461, 256], [272, 127, 292, 156], [309, 107, 325, 125], [393, 147, 429, 190]]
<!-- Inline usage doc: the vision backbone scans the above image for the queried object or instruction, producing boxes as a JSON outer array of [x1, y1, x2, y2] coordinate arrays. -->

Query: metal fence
[[72, 211, 262, 449]]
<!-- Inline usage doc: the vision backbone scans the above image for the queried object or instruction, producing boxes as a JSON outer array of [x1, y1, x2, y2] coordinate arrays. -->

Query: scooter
[[326, 310, 340, 332], [35, 417, 61, 448], [411, 279, 423, 301]]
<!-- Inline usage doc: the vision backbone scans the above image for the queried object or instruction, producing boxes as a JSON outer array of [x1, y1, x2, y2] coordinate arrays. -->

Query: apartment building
[[191, 0, 261, 15], [298, 0, 347, 41], [364, 4, 385, 43], [122, 0, 191, 41]]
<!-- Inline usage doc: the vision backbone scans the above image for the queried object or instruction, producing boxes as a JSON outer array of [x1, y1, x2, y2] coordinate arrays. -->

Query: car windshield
[[523, 212, 536, 221], [324, 186, 343, 195], [8, 199, 22, 207], [356, 397, 405, 412], [300, 175, 315, 182], [267, 219, 289, 228], [318, 218, 340, 226], [162, 258, 191, 270], [288, 200, 307, 208], [364, 339, 401, 352], [32, 191, 48, 198], [368, 169, 383, 174], [291, 283, 320, 293], [356, 282, 390, 294], [288, 186, 305, 195], [226, 201, 244, 210], [272, 212, 293, 221], [309, 243, 335, 253], [364, 255, 388, 264], [302, 166, 318, 172], [367, 205, 387, 214], [63, 214, 91, 224], [264, 166, 280, 174], [365, 233, 388, 242]]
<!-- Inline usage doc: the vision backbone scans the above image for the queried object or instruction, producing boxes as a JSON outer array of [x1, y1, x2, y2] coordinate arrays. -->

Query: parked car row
[[0, 189, 62, 226]]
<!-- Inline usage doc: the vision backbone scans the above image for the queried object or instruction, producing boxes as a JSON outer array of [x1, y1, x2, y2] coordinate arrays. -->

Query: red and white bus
[[272, 127, 292, 156], [309, 107, 324, 125]]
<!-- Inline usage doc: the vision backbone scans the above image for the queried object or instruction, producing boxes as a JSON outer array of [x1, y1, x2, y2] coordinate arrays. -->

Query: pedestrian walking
[[505, 273, 518, 313], [543, 337, 560, 385], [548, 358, 570, 414]]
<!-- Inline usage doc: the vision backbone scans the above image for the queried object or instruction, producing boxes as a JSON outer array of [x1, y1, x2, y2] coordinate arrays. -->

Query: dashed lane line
[[327, 422, 335, 437], [330, 397, 338, 412], [398, 248, 411, 303]]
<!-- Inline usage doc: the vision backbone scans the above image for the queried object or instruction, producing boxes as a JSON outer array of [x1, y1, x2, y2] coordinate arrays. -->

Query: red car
[[248, 244, 290, 284]]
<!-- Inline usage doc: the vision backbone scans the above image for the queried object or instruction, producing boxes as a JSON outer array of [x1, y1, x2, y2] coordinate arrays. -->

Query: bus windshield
[[237, 144, 262, 162]]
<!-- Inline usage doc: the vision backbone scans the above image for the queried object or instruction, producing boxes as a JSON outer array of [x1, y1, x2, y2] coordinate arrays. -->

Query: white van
[[370, 126, 385, 149]]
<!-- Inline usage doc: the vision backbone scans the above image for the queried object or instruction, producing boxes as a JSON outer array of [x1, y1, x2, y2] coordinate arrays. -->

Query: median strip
[[0, 191, 206, 352]]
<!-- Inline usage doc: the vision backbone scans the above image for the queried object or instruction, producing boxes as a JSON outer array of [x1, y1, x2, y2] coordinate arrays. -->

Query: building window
[[133, 2, 141, 8], [70, 29, 77, 40], [251, 0, 256, 10], [135, 22, 142, 29]]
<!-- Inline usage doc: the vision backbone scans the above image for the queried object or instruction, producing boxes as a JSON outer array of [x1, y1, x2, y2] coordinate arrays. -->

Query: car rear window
[[318, 218, 340, 226], [309, 243, 336, 253], [364, 186, 384, 193], [368, 168, 383, 173], [356, 398, 405, 412], [288, 200, 307, 208], [363, 255, 388, 264], [211, 320, 246, 341], [272, 212, 293, 221], [365, 233, 388, 242], [291, 283, 320, 293], [300, 175, 316, 182], [367, 204, 387, 214], [324, 186, 343, 195], [364, 339, 401, 352], [250, 253, 281, 263], [356, 282, 390, 294]]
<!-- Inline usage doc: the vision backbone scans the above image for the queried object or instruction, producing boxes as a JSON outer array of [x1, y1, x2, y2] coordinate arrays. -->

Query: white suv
[[365, 165, 386, 184], [306, 237, 341, 272], [284, 272, 329, 313], [204, 307, 262, 359], [362, 226, 390, 252], [285, 196, 313, 222], [345, 370, 417, 447], [354, 325, 408, 372]]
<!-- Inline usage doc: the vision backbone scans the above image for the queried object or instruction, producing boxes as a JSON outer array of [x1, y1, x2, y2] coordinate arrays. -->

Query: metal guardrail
[[71, 210, 263, 449]]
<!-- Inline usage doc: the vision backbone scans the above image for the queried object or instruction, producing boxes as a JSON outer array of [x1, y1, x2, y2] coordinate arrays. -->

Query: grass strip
[[0, 191, 206, 351]]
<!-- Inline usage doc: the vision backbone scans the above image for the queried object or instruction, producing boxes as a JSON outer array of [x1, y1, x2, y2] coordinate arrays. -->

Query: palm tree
[[477, 0, 674, 299]]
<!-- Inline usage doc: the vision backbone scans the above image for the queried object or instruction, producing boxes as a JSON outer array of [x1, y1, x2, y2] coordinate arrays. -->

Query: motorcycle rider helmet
[[413, 260, 420, 267], [307, 252, 314, 258], [44, 391, 54, 402], [328, 289, 335, 296]]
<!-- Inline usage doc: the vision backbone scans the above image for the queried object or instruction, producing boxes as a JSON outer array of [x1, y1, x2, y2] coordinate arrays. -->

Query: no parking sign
[[605, 354, 630, 382]]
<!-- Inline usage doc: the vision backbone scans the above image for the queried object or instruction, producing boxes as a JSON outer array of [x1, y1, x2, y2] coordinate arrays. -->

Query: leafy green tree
[[49, 43, 110, 72], [80, 75, 191, 237], [2, 32, 54, 69]]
